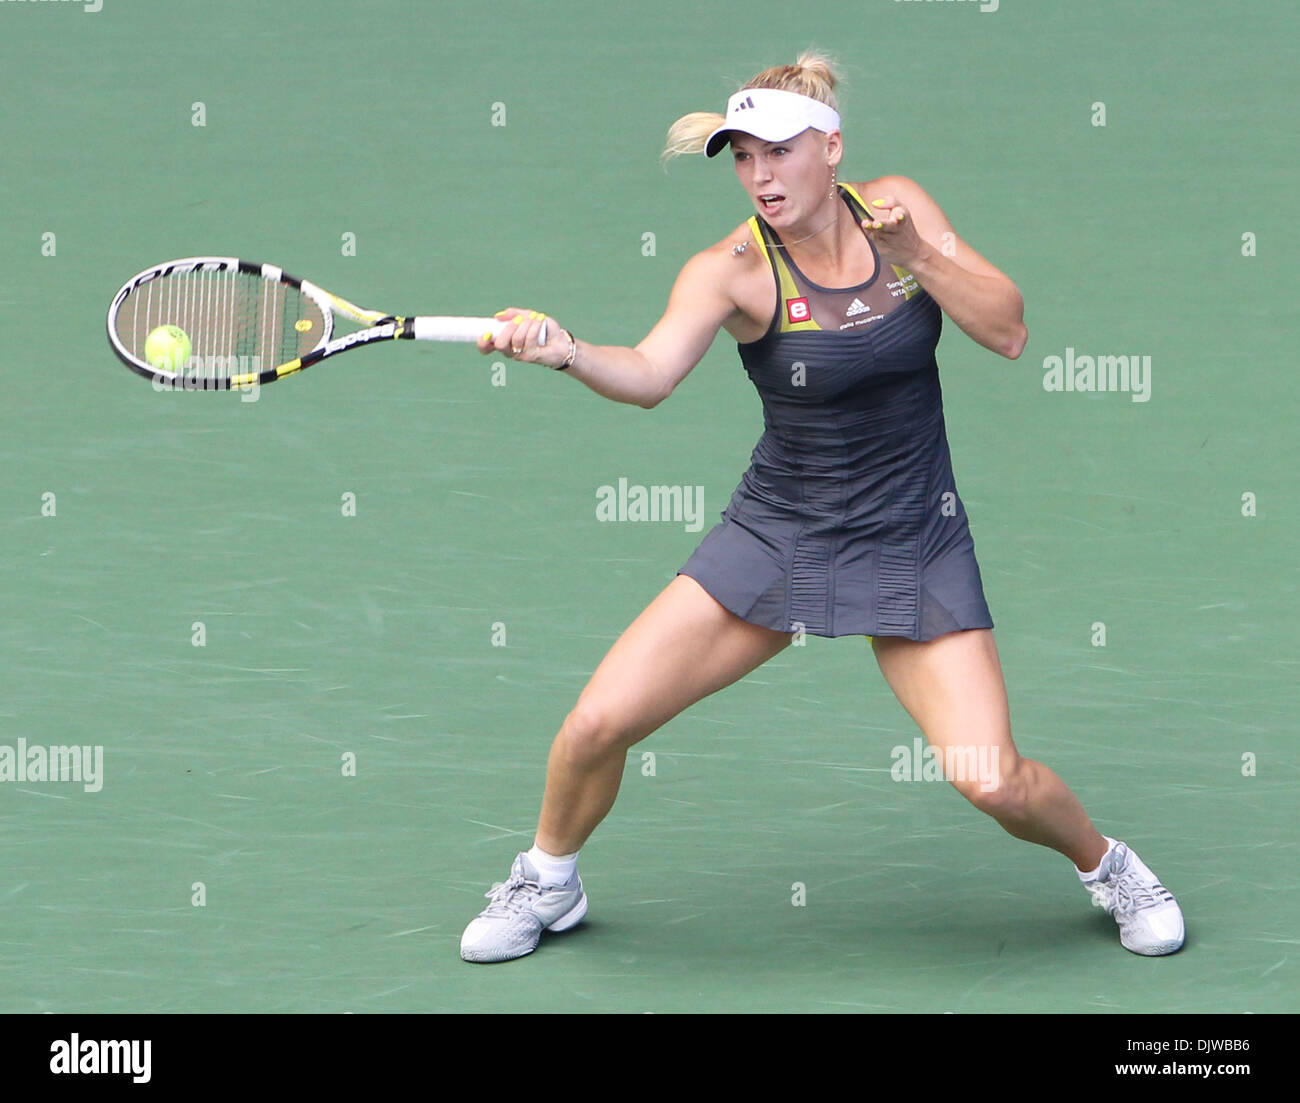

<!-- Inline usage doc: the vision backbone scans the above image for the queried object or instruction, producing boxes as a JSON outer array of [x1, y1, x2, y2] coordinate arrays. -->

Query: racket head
[[106, 257, 334, 389]]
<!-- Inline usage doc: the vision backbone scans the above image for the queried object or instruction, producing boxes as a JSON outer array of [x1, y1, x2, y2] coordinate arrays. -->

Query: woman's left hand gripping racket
[[106, 256, 534, 390]]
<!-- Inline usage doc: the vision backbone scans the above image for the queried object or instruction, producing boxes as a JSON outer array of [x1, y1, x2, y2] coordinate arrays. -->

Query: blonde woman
[[459, 53, 1184, 964]]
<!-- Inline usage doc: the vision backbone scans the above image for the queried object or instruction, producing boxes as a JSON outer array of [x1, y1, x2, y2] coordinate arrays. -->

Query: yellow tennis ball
[[144, 324, 192, 373]]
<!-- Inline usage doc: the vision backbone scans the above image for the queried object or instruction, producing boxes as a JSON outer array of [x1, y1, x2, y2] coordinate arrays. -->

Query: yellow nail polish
[[897, 212, 905, 222], [872, 199, 886, 207], [873, 221, 882, 229], [482, 331, 493, 342]]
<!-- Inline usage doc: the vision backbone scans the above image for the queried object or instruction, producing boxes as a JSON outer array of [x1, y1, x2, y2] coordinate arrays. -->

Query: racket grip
[[411, 316, 505, 342]]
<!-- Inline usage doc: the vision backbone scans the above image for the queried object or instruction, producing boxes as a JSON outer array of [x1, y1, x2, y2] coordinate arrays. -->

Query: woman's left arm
[[857, 175, 1028, 360]]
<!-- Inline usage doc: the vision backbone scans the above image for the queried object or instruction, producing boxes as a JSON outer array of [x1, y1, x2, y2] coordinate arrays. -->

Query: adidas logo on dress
[[846, 298, 870, 317]]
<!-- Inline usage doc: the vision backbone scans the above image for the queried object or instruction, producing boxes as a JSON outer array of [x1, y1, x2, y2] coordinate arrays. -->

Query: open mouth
[[758, 194, 785, 213]]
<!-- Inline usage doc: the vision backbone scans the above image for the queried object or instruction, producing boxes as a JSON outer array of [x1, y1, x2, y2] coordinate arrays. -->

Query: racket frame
[[107, 256, 504, 390]]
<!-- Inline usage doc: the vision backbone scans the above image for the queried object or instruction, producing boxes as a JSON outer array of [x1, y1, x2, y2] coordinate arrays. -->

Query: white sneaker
[[460, 852, 588, 963], [1084, 840, 1185, 956]]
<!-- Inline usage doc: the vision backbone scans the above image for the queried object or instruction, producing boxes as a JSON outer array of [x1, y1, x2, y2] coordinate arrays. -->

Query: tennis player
[[461, 52, 1185, 963]]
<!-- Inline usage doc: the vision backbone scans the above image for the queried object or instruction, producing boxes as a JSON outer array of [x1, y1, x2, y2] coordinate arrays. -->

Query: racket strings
[[116, 269, 324, 384]]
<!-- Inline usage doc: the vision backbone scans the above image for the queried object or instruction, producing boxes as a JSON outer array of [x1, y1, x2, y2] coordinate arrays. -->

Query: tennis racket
[[106, 256, 532, 390]]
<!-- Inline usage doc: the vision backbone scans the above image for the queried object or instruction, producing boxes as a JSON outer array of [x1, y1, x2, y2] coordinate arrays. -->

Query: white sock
[[528, 844, 578, 887], [1076, 836, 1120, 881]]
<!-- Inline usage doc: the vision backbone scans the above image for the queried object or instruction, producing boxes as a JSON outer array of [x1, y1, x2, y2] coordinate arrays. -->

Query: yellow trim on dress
[[745, 216, 769, 267], [749, 216, 821, 333], [841, 183, 922, 300], [839, 181, 870, 211]]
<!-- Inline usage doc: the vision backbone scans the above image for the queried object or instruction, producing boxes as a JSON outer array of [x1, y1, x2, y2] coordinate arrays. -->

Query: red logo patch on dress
[[786, 297, 811, 324]]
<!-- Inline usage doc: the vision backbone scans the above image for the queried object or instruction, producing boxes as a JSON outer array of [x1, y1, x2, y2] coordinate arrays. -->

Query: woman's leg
[[535, 574, 792, 854], [870, 628, 1108, 871], [461, 575, 791, 962]]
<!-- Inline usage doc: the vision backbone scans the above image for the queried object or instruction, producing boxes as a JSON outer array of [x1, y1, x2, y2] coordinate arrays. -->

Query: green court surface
[[1, 0, 1296, 1013]]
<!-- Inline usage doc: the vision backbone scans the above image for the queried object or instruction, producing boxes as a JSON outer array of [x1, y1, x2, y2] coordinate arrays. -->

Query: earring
[[829, 166, 838, 198]]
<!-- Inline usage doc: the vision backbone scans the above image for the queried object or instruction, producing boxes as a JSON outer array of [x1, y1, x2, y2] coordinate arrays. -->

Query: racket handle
[[411, 316, 505, 342]]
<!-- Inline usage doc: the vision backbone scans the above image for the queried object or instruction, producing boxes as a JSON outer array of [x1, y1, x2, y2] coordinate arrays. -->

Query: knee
[[558, 701, 635, 764], [955, 754, 1028, 820]]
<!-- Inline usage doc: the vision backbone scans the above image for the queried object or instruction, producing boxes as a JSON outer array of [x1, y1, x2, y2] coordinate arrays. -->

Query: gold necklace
[[772, 210, 841, 248], [732, 209, 840, 255]]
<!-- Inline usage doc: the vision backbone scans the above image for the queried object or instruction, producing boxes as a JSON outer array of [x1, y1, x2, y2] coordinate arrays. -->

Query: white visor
[[705, 88, 841, 158]]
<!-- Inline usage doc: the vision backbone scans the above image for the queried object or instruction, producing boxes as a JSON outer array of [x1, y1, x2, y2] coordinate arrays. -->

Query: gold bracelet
[[555, 330, 576, 372]]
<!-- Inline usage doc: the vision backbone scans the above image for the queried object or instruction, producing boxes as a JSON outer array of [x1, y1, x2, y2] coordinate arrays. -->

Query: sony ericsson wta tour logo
[[596, 477, 705, 532]]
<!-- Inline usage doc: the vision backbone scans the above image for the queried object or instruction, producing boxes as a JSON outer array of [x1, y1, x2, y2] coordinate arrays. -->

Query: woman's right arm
[[482, 246, 738, 410]]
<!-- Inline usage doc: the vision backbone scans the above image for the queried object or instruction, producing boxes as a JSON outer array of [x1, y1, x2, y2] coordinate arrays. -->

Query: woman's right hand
[[480, 307, 564, 368]]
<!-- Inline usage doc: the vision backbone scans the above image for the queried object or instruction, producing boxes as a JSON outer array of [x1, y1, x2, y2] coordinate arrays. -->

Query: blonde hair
[[661, 50, 842, 163]]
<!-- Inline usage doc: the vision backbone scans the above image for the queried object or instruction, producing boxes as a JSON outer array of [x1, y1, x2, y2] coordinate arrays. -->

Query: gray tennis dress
[[677, 183, 994, 641]]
